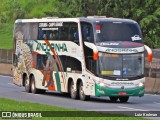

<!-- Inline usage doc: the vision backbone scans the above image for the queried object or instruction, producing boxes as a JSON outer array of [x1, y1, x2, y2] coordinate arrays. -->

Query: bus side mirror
[[84, 42, 98, 61], [144, 45, 152, 62]]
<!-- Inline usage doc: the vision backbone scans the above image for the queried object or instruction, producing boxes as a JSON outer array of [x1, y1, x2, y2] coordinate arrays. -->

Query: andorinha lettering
[[36, 43, 68, 52], [111, 82, 134, 85], [106, 48, 138, 53]]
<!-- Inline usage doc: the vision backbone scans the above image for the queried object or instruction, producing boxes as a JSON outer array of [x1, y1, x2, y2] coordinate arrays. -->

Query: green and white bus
[[13, 16, 152, 102]]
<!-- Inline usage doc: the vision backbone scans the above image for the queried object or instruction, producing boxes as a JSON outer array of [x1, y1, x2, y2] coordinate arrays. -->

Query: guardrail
[[145, 57, 160, 94], [0, 49, 13, 63], [145, 49, 160, 78]]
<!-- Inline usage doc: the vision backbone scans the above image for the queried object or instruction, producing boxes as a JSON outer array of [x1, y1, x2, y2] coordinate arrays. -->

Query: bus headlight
[[99, 83, 105, 87], [139, 82, 144, 87]]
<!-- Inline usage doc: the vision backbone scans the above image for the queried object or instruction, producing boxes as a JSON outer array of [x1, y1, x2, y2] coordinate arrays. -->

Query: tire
[[109, 96, 118, 102], [39, 89, 46, 94], [119, 96, 129, 103], [79, 82, 90, 101], [62, 92, 70, 97], [24, 76, 31, 93], [31, 76, 39, 94], [70, 81, 78, 99]]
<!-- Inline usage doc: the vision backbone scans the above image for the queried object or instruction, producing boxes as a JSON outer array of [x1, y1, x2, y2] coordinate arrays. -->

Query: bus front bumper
[[95, 84, 144, 97]]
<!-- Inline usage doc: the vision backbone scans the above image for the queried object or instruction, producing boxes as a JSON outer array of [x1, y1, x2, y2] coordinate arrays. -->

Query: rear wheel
[[24, 76, 31, 93], [70, 81, 78, 99], [119, 96, 129, 103], [79, 82, 90, 101], [109, 96, 118, 102], [31, 76, 39, 94]]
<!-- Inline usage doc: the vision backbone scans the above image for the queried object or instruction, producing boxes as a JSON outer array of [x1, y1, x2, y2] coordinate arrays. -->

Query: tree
[[0, 0, 160, 48]]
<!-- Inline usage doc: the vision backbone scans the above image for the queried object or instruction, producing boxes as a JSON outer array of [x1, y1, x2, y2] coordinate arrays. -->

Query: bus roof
[[15, 17, 137, 24]]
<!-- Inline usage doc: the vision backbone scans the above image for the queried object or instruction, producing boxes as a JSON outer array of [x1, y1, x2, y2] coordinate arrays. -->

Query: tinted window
[[14, 23, 38, 42], [81, 22, 94, 42], [38, 22, 79, 44], [95, 22, 143, 43]]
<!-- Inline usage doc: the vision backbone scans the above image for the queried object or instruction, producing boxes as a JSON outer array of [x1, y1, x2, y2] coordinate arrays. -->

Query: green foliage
[[0, 23, 13, 49], [46, 0, 160, 48], [0, 0, 160, 49]]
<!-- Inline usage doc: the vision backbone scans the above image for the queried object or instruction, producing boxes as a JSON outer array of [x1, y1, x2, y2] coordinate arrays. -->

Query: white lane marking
[[0, 75, 12, 78], [23, 92, 44, 96], [118, 106, 148, 111], [25, 92, 36, 95], [153, 102, 160, 104], [145, 94, 159, 96]]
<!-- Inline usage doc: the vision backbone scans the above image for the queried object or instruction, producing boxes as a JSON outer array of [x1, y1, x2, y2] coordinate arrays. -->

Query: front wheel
[[119, 96, 129, 103], [79, 82, 90, 101]]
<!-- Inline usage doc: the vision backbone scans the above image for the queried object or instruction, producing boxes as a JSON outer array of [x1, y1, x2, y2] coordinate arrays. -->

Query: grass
[[0, 0, 58, 50], [0, 23, 14, 49], [0, 98, 147, 120]]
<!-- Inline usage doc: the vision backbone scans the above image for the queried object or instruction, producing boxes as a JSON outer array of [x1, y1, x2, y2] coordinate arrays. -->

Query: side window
[[36, 54, 48, 70], [14, 22, 38, 44], [38, 28, 53, 40], [59, 22, 79, 44], [69, 23, 79, 45], [23, 23, 38, 41], [50, 30, 58, 40], [38, 22, 60, 40], [37, 22, 79, 45], [59, 27, 69, 40], [81, 22, 94, 42]]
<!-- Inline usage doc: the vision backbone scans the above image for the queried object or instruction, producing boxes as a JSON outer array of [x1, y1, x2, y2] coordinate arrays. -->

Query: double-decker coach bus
[[13, 16, 152, 102]]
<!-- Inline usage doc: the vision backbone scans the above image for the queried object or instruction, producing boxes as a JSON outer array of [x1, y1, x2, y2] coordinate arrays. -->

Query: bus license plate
[[118, 92, 127, 95]]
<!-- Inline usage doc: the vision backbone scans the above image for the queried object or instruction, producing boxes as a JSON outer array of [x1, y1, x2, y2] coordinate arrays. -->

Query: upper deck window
[[81, 22, 94, 43], [38, 22, 79, 44], [94, 22, 143, 43]]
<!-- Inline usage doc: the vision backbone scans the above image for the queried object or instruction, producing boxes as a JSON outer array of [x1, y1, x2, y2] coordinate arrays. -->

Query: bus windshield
[[98, 53, 144, 79], [94, 22, 143, 43]]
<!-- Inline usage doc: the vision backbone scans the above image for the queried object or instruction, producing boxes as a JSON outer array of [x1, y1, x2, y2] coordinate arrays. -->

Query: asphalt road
[[0, 75, 160, 119]]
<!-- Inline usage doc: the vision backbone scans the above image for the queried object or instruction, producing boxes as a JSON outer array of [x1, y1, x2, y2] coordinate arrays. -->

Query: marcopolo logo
[[106, 48, 138, 53]]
